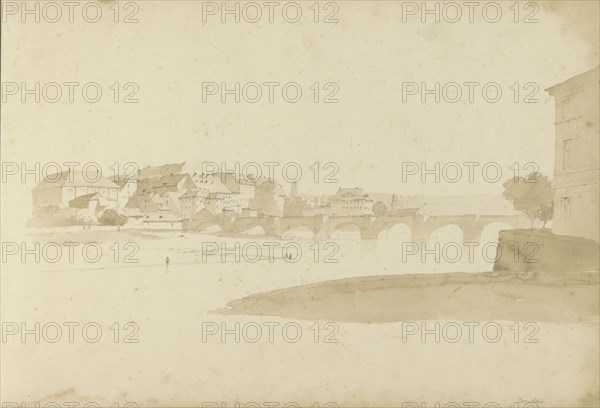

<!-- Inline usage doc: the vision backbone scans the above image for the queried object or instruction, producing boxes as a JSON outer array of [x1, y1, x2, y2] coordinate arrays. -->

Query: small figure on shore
[[165, 257, 170, 267]]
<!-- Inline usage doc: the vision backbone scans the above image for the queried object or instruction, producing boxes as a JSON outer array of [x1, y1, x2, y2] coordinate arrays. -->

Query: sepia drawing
[[1, 1, 599, 407]]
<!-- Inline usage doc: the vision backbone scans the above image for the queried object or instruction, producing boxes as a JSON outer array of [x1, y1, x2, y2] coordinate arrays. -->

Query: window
[[563, 139, 573, 170], [559, 197, 571, 220]]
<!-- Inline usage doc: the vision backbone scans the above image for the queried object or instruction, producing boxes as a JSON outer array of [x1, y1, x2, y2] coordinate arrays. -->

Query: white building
[[329, 188, 373, 216], [32, 170, 120, 209]]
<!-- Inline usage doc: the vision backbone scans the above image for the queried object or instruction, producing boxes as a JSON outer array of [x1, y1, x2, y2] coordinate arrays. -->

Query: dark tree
[[373, 201, 389, 216], [284, 196, 312, 217], [502, 172, 554, 228], [250, 180, 284, 216], [98, 208, 128, 226]]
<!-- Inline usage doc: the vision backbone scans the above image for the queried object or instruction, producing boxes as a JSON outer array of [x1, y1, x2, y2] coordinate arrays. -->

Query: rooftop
[[32, 170, 120, 192]]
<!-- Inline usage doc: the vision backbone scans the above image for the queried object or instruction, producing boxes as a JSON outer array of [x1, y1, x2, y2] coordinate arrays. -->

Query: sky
[[1, 0, 599, 223]]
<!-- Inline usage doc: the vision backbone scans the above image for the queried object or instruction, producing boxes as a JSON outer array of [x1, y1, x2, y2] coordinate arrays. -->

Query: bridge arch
[[479, 222, 513, 245], [239, 225, 267, 236], [280, 221, 317, 234], [427, 224, 464, 243], [328, 221, 363, 240], [377, 222, 412, 241], [230, 216, 280, 236], [281, 225, 315, 239]]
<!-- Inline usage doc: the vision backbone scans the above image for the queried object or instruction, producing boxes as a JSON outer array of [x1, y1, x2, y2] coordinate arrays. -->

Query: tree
[[373, 201, 388, 216], [502, 172, 554, 228], [98, 208, 127, 226], [535, 203, 554, 228], [284, 196, 312, 217], [75, 208, 97, 227], [250, 180, 284, 216], [28, 205, 88, 227]]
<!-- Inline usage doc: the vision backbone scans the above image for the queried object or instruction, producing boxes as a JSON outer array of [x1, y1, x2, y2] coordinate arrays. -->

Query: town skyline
[[26, 159, 534, 219]]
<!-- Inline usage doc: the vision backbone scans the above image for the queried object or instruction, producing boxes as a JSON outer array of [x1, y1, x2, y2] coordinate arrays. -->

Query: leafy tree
[[98, 208, 127, 226], [534, 203, 554, 228], [75, 208, 97, 226], [284, 196, 312, 217], [250, 180, 284, 216], [373, 201, 388, 216], [502, 172, 554, 228], [33, 204, 62, 216], [28, 205, 88, 227]]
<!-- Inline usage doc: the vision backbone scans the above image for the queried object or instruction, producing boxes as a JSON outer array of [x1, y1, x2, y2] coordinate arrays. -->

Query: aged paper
[[1, 1, 599, 407]]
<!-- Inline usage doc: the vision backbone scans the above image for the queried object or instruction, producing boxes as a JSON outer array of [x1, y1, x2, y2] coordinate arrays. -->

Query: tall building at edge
[[546, 66, 600, 242]]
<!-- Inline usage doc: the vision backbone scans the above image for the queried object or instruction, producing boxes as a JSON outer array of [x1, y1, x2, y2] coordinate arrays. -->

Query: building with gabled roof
[[68, 192, 102, 210], [137, 173, 195, 196], [329, 187, 373, 216], [112, 173, 139, 210], [218, 172, 255, 208], [137, 162, 187, 179], [179, 189, 206, 220], [125, 193, 159, 214], [190, 172, 230, 194], [32, 170, 120, 209], [189, 172, 257, 215]]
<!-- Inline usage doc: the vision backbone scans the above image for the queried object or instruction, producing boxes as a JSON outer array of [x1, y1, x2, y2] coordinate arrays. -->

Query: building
[[329, 187, 373, 216], [32, 170, 120, 209], [546, 66, 600, 242], [137, 162, 187, 179], [190, 172, 251, 215], [68, 192, 102, 212], [204, 192, 225, 214], [152, 191, 183, 215], [241, 207, 258, 217], [219, 172, 256, 209], [203, 191, 243, 215], [122, 207, 144, 226], [112, 173, 139, 210], [125, 192, 184, 229], [178, 189, 206, 220], [141, 212, 183, 230], [125, 193, 160, 214], [134, 173, 196, 215], [137, 173, 195, 196]]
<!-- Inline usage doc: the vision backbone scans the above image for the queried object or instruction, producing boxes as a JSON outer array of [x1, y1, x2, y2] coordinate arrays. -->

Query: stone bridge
[[186, 213, 531, 242]]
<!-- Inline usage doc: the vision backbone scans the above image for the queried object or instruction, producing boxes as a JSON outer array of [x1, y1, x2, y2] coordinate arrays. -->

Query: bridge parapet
[[185, 213, 531, 241]]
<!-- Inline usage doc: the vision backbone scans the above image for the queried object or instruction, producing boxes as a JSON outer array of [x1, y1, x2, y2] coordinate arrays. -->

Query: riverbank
[[217, 271, 600, 324]]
